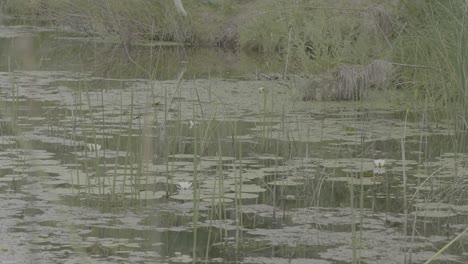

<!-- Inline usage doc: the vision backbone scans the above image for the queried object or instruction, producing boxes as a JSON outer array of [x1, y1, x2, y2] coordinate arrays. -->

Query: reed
[[235, 124, 243, 247], [394, 2, 468, 262], [110, 90, 123, 201], [396, 0, 468, 129], [192, 112, 200, 262], [424, 227, 468, 264]]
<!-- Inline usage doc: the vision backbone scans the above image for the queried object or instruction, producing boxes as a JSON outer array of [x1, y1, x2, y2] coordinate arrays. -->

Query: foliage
[[1, 0, 43, 15], [4, 0, 467, 119], [2, 0, 394, 67], [241, 0, 395, 73], [395, 0, 468, 130]]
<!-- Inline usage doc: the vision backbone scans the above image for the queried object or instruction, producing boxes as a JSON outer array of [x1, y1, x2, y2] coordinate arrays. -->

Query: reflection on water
[[0, 20, 284, 80], [0, 17, 467, 264]]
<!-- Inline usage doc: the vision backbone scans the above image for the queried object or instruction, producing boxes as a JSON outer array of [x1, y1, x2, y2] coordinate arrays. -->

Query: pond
[[1, 17, 467, 264]]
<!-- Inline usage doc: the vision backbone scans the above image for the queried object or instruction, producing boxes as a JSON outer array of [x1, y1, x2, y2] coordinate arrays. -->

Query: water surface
[[0, 18, 467, 264]]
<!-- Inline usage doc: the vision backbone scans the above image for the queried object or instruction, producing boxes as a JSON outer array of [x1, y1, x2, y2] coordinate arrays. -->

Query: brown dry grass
[[363, 6, 395, 39], [303, 60, 394, 101]]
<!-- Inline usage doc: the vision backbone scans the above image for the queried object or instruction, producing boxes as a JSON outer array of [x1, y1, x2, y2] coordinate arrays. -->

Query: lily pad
[[347, 177, 383, 186], [411, 210, 457, 218], [412, 185, 439, 191], [326, 177, 351, 182], [232, 184, 267, 193], [224, 192, 259, 200], [169, 154, 200, 160], [267, 179, 303, 186], [170, 192, 208, 201], [261, 166, 291, 174], [202, 156, 236, 162], [413, 203, 452, 211], [452, 205, 468, 214], [202, 197, 234, 204], [132, 190, 166, 200]]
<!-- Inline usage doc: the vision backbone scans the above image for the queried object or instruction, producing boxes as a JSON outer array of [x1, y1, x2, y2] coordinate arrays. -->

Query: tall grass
[[241, 0, 393, 73], [192, 118, 199, 262], [394, 3, 468, 262], [3, 0, 396, 72], [396, 0, 468, 219], [396, 1, 468, 132], [2, 0, 248, 48]]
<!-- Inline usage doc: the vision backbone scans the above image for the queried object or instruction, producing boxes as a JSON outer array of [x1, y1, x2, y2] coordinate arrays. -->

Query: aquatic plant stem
[[84, 82, 101, 195], [216, 144, 225, 242], [350, 172, 357, 264], [205, 178, 217, 263], [192, 114, 199, 263], [261, 88, 268, 147], [402, 109, 409, 263], [424, 227, 468, 264], [283, 27, 292, 78], [237, 131, 243, 245]]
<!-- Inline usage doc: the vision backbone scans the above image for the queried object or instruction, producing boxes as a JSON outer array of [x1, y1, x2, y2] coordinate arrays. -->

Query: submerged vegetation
[[0, 0, 467, 263]]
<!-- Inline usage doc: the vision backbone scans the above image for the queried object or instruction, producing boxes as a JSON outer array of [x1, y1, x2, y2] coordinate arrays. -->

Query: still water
[[0, 17, 467, 263]]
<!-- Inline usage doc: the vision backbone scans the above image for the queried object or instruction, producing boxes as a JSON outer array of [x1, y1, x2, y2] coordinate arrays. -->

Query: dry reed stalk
[[303, 59, 393, 101], [334, 59, 393, 100], [364, 6, 394, 38]]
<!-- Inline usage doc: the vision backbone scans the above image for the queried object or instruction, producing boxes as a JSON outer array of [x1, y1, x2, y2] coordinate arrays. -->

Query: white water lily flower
[[373, 159, 385, 167], [176, 181, 192, 190], [87, 143, 101, 151], [373, 167, 386, 175]]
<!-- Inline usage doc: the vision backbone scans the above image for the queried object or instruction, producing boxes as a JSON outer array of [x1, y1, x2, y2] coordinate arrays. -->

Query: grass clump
[[241, 0, 396, 73], [2, 0, 248, 48], [3, 0, 396, 59], [395, 0, 468, 134], [1, 0, 44, 16], [42, 0, 190, 43]]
